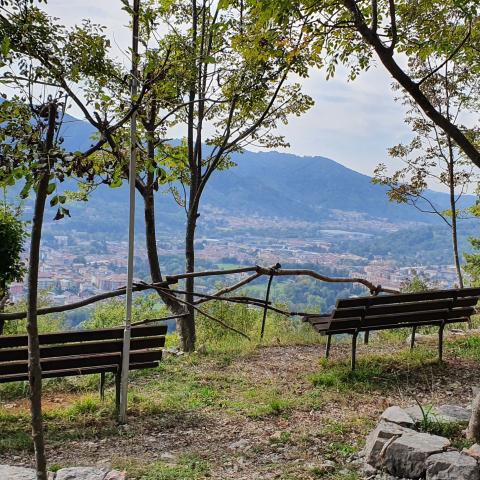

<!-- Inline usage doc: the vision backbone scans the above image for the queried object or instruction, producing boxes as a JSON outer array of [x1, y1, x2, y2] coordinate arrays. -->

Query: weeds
[[113, 455, 210, 480]]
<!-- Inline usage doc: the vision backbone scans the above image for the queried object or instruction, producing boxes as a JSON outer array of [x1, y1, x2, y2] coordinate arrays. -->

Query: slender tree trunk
[[28, 171, 49, 480], [141, 100, 187, 319], [27, 102, 57, 480], [143, 186, 186, 315], [178, 0, 199, 353], [447, 155, 463, 289], [468, 392, 480, 443], [182, 201, 197, 352]]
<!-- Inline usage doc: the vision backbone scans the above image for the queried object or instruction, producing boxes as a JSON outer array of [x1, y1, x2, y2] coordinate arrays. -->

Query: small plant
[[414, 399, 471, 448]]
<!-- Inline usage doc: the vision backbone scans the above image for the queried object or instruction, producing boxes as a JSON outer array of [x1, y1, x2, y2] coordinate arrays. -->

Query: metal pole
[[119, 0, 140, 424]]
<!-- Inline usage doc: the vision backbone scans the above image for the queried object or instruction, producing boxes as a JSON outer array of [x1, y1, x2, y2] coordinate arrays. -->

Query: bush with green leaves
[[82, 294, 168, 330], [0, 203, 27, 298]]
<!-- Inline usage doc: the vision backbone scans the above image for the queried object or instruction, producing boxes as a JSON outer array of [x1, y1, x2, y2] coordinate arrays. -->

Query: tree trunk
[[449, 173, 463, 290], [27, 101, 57, 480], [181, 206, 197, 352], [467, 392, 480, 443], [142, 186, 186, 315], [28, 170, 49, 480]]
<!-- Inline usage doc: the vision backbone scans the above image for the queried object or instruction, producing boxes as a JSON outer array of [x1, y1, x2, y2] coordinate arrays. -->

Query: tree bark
[[467, 392, 480, 443], [448, 151, 463, 290], [142, 186, 186, 315], [28, 169, 49, 480], [27, 101, 57, 480], [182, 205, 198, 353], [140, 98, 187, 321]]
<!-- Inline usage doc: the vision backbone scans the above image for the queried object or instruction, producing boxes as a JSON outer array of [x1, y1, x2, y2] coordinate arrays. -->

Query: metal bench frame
[[304, 287, 480, 370], [0, 324, 167, 411]]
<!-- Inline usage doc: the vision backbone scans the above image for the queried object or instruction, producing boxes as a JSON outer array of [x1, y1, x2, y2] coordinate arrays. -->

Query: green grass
[[309, 348, 438, 393], [113, 455, 210, 480], [447, 334, 480, 360]]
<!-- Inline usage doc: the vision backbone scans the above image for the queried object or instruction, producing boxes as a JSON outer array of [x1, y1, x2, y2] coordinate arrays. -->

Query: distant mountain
[[207, 150, 473, 224], [11, 114, 475, 232]]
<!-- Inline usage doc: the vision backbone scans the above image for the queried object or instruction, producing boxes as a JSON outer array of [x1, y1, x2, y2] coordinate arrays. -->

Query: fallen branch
[[165, 266, 257, 283], [0, 264, 399, 322], [148, 284, 251, 341], [0, 281, 170, 321], [131, 314, 188, 327], [254, 266, 398, 295], [154, 285, 298, 317], [195, 272, 263, 305]]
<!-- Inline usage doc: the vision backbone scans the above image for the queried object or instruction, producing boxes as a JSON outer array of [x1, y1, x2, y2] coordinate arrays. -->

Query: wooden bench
[[0, 324, 167, 409], [304, 287, 480, 370]]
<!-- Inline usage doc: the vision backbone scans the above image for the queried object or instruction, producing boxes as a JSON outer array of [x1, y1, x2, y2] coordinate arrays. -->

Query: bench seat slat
[[0, 336, 165, 363], [325, 317, 470, 335], [0, 362, 159, 384], [0, 324, 167, 349], [0, 349, 162, 376]]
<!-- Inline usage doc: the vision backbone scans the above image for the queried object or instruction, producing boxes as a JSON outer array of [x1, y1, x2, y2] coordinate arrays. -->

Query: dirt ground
[[1, 339, 479, 479]]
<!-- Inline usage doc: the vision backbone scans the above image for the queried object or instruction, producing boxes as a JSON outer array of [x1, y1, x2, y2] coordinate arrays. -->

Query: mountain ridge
[[12, 113, 474, 230]]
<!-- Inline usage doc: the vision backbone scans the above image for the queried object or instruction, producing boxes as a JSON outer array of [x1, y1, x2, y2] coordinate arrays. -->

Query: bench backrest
[[335, 287, 480, 309], [0, 324, 167, 383], [309, 288, 480, 334]]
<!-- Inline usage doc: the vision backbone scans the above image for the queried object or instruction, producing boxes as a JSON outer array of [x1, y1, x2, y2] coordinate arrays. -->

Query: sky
[[44, 0, 412, 179]]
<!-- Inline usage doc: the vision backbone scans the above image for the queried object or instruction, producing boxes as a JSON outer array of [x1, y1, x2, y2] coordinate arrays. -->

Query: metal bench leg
[[325, 334, 332, 359], [351, 332, 358, 371], [410, 326, 417, 350], [99, 372, 106, 402], [364, 331, 370, 345], [439, 324, 445, 362], [115, 371, 121, 415]]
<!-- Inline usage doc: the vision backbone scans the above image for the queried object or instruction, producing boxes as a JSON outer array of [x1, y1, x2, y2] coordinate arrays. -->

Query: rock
[[382, 431, 450, 478], [426, 451, 479, 480], [104, 472, 127, 480], [0, 465, 36, 480], [363, 420, 416, 468], [55, 467, 109, 480], [361, 462, 378, 476], [436, 405, 471, 423], [381, 406, 415, 427], [404, 405, 428, 423], [163, 347, 184, 356], [405, 404, 471, 425], [464, 444, 480, 460]]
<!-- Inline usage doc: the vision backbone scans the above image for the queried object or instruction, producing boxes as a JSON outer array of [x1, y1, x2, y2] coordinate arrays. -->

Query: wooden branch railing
[[0, 264, 399, 322]]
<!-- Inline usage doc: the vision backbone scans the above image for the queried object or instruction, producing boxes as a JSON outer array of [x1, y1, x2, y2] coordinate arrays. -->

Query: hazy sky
[[44, 0, 412, 178]]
